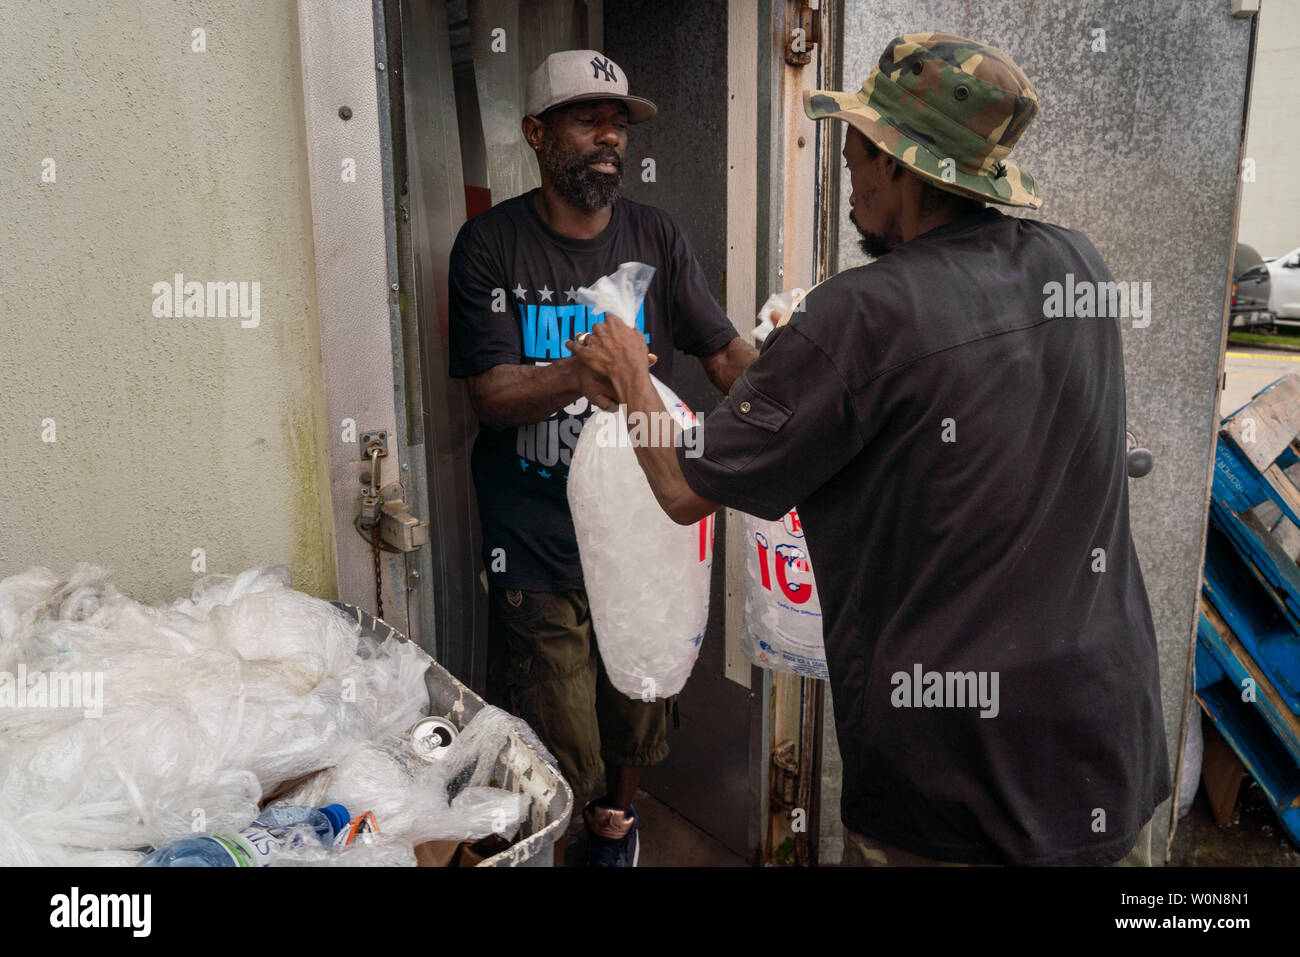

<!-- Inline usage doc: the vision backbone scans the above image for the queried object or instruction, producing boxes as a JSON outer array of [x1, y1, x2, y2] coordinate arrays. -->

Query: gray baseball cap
[[525, 49, 657, 123]]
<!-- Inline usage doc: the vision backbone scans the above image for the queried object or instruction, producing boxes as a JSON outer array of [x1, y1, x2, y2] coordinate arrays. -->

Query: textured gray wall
[[836, 1, 1253, 860]]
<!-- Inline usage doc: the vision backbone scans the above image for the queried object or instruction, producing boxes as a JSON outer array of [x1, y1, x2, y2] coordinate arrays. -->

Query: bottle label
[[205, 825, 299, 867], [208, 833, 257, 867], [216, 820, 323, 867]]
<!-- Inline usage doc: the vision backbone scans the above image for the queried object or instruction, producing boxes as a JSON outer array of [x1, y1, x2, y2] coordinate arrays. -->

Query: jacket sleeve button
[[739, 400, 751, 413]]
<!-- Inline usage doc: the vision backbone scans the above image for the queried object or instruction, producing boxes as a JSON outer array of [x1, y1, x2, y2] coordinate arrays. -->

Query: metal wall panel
[[467, 0, 593, 201], [298, 0, 410, 633], [398, 0, 486, 681], [395, 0, 600, 688], [832, 0, 1253, 862]]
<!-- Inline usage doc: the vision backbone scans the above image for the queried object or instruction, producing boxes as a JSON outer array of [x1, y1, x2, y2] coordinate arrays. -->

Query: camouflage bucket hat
[[804, 32, 1042, 208]]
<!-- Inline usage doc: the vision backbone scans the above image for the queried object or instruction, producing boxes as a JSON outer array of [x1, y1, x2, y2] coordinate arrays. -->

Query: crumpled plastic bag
[[574, 261, 655, 326], [271, 833, 418, 867], [280, 705, 530, 847], [1178, 707, 1204, 819], [0, 563, 433, 866], [754, 286, 820, 345]]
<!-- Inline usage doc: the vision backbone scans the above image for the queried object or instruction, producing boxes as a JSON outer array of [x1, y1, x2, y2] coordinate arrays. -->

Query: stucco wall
[[0, 0, 336, 601]]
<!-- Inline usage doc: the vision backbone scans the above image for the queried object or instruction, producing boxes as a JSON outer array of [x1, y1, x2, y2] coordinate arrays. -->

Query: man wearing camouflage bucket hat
[[568, 32, 1169, 866], [804, 32, 1043, 211]]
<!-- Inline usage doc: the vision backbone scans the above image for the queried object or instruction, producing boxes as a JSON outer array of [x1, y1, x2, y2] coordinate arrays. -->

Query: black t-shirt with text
[[679, 207, 1171, 865], [449, 189, 736, 590]]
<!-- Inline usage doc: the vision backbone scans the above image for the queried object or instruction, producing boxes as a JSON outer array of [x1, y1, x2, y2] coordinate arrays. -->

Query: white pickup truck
[[1265, 246, 1300, 320]]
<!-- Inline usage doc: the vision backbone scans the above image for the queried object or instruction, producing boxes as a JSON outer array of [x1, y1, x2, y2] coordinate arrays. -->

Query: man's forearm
[[612, 366, 718, 525], [700, 336, 759, 395], [469, 359, 586, 429]]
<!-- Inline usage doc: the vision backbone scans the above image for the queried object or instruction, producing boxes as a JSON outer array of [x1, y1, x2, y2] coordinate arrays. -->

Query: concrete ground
[[635, 791, 748, 866], [1169, 781, 1300, 866], [562, 782, 1299, 867], [560, 789, 748, 866], [1220, 343, 1300, 418], [632, 783, 1300, 866]]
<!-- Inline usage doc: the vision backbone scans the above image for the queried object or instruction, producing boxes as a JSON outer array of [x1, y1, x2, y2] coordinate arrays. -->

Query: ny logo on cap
[[590, 55, 617, 82]]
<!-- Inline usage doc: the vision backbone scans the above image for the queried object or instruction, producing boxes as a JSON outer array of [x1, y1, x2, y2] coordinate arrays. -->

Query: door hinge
[[784, 1, 822, 66]]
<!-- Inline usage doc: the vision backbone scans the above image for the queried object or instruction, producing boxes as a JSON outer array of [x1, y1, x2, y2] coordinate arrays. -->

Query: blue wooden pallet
[[1214, 375, 1300, 545], [1210, 432, 1300, 620], [1208, 376, 1300, 714], [1201, 522, 1300, 713], [1208, 496, 1300, 629], [1198, 599, 1300, 765], [1197, 607, 1300, 847]]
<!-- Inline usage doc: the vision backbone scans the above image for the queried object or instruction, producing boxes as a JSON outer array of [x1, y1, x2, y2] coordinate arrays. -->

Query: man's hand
[[574, 361, 619, 413], [565, 316, 658, 397], [467, 355, 623, 429], [564, 316, 716, 526]]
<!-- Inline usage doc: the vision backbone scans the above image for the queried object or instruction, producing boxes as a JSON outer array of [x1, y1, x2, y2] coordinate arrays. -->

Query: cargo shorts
[[484, 585, 671, 811]]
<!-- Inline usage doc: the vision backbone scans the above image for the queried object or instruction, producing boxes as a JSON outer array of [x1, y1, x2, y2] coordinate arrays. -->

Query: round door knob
[[1127, 448, 1155, 477], [1126, 431, 1154, 478]]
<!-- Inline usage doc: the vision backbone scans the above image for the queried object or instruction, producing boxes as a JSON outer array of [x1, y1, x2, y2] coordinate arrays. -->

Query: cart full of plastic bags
[[0, 563, 527, 866]]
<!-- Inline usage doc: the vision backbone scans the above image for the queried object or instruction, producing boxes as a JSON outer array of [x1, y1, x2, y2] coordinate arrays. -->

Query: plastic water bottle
[[138, 804, 351, 867]]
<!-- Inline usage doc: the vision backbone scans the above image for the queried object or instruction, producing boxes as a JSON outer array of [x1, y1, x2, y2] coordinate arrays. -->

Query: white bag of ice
[[742, 507, 827, 679], [567, 376, 713, 701], [569, 261, 713, 700]]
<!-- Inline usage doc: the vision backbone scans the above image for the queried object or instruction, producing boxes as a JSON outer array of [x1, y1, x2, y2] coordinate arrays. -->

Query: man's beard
[[541, 136, 623, 212], [856, 231, 893, 258], [851, 206, 896, 258]]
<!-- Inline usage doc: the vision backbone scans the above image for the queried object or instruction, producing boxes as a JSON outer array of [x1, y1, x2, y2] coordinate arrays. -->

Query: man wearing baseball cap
[[569, 33, 1170, 865], [448, 49, 756, 866]]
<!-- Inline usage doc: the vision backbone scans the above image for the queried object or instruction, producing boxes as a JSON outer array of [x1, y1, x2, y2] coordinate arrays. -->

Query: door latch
[[359, 445, 383, 528], [378, 496, 430, 552]]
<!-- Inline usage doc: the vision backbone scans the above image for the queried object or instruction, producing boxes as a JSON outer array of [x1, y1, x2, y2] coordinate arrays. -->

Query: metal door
[[389, 0, 600, 690], [605, 0, 775, 861]]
